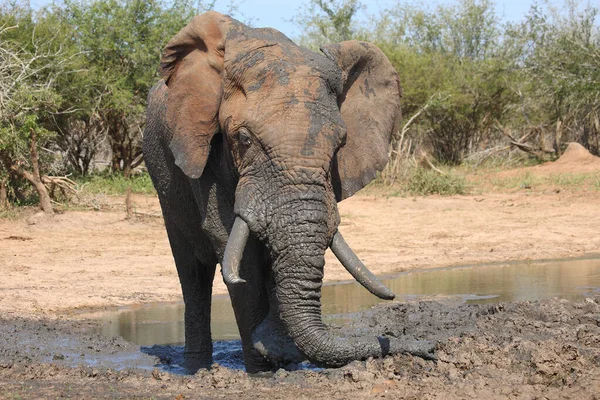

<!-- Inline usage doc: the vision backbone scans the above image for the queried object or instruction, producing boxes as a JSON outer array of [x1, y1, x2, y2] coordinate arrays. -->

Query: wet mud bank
[[1, 296, 600, 399]]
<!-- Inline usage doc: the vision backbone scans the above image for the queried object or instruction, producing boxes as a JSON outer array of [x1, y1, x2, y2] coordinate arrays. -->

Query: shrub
[[75, 172, 156, 196]]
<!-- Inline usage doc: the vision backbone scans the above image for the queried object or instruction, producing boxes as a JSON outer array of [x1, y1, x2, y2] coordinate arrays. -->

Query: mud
[[1, 296, 599, 399]]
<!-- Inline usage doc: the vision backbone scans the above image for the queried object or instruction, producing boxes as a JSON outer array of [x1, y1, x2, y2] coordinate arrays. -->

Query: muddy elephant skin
[[143, 11, 433, 373]]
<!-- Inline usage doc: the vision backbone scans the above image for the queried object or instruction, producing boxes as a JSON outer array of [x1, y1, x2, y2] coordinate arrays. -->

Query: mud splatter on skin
[[301, 79, 345, 157], [246, 59, 293, 92], [221, 22, 347, 172], [247, 75, 266, 92], [226, 24, 293, 47], [360, 77, 376, 99]]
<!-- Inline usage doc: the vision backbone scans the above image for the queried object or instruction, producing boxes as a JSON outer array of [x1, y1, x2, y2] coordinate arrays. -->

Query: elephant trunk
[[268, 200, 434, 367], [276, 246, 435, 366], [273, 250, 386, 366]]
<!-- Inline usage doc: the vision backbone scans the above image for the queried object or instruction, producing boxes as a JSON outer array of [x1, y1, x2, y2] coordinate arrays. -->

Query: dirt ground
[[1, 143, 600, 398], [1, 297, 599, 399]]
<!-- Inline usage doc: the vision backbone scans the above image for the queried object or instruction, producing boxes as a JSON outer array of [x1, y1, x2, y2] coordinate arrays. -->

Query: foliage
[[0, 5, 61, 160], [293, 0, 598, 187], [292, 0, 364, 48], [505, 1, 600, 154], [0, 0, 234, 210], [0, 3, 75, 212], [75, 172, 156, 195], [51, 0, 195, 176], [396, 166, 467, 196], [370, 0, 515, 165], [49, 0, 243, 177]]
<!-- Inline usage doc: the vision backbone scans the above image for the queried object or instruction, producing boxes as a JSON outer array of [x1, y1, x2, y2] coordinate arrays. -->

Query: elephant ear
[[321, 41, 401, 201], [160, 11, 233, 179]]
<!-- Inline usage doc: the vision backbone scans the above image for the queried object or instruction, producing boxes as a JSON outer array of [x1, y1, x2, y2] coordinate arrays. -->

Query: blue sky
[[232, 0, 536, 37], [30, 0, 537, 38]]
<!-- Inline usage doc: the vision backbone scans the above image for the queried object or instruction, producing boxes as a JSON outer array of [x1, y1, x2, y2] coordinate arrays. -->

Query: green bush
[[406, 167, 467, 195], [75, 172, 155, 196], [387, 166, 467, 196]]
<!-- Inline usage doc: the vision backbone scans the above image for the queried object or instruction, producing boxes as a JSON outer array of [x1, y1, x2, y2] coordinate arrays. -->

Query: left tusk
[[330, 230, 395, 300], [221, 217, 249, 285]]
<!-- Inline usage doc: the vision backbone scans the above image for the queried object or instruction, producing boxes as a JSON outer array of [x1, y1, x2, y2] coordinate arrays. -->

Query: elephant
[[143, 11, 434, 373]]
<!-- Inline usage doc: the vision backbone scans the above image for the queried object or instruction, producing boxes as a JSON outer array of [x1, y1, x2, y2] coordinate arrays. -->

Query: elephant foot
[[243, 346, 277, 374], [251, 318, 305, 366], [386, 337, 437, 361], [184, 351, 212, 374]]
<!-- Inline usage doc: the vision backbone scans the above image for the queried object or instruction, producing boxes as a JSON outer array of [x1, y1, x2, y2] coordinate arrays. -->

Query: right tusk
[[330, 230, 395, 300], [222, 217, 249, 285]]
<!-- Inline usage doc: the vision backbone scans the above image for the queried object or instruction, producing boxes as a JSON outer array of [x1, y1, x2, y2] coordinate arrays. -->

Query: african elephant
[[143, 11, 434, 373]]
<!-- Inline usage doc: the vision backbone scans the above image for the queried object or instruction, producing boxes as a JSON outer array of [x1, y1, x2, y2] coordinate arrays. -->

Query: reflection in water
[[90, 295, 238, 346], [90, 258, 600, 346]]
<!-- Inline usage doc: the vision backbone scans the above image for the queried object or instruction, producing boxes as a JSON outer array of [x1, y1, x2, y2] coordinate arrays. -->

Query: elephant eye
[[238, 128, 252, 148]]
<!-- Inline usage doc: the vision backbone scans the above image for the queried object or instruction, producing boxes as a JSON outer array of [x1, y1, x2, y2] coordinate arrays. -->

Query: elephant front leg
[[251, 307, 304, 366], [227, 283, 275, 373], [251, 268, 304, 366], [164, 220, 216, 373], [229, 282, 303, 372], [180, 262, 216, 373], [224, 235, 277, 373]]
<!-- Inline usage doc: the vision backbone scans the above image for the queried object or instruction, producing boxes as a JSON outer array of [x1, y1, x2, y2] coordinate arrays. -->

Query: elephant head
[[160, 12, 432, 367]]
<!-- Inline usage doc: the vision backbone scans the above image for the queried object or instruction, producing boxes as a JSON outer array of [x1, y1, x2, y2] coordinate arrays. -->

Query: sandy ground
[[1, 142, 600, 398], [0, 187, 598, 315]]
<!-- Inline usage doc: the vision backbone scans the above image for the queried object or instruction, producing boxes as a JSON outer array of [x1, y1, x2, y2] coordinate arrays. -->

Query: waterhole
[[90, 257, 600, 347]]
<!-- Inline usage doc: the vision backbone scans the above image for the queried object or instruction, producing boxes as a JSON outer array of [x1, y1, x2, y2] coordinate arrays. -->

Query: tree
[[55, 0, 241, 177], [507, 1, 600, 155], [0, 4, 74, 213], [59, 0, 169, 176], [368, 0, 513, 164], [293, 0, 363, 48]]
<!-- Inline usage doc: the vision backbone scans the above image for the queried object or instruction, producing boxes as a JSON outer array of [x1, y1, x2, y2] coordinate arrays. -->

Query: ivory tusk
[[330, 230, 395, 300], [222, 217, 249, 285]]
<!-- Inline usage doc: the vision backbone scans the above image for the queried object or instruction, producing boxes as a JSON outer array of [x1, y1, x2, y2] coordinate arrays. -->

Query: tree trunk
[[123, 163, 132, 179], [0, 178, 8, 210], [29, 129, 53, 213], [31, 173, 53, 214], [11, 167, 53, 213], [111, 151, 122, 173], [554, 119, 563, 157], [12, 129, 54, 214]]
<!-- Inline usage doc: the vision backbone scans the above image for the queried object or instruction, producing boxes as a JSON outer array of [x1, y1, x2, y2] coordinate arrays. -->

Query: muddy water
[[90, 257, 600, 346]]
